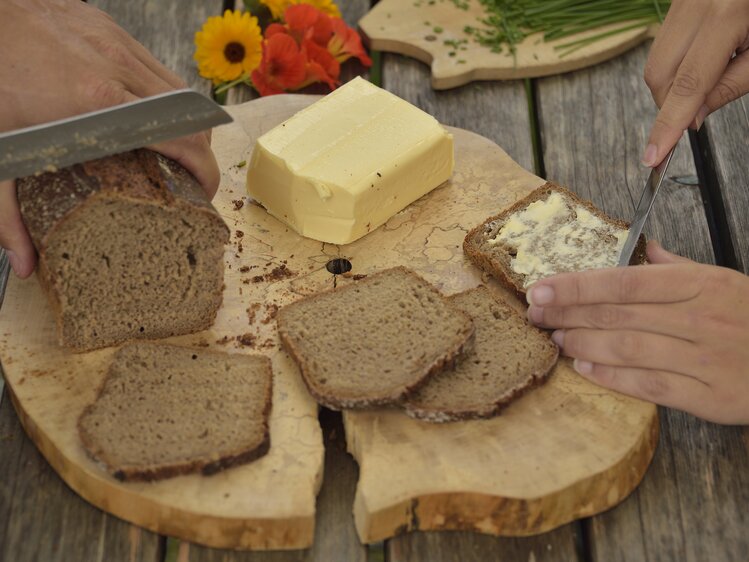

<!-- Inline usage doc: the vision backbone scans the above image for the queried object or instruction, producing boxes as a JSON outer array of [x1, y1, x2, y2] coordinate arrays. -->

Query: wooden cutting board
[[359, 0, 658, 89], [0, 95, 658, 550]]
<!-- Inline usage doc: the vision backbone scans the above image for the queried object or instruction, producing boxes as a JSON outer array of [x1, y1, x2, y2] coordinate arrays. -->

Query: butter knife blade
[[0, 89, 232, 182], [617, 147, 676, 267]]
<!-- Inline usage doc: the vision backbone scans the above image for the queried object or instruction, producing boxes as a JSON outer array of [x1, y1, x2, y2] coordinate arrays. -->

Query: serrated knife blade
[[617, 146, 676, 267], [0, 89, 232, 182]]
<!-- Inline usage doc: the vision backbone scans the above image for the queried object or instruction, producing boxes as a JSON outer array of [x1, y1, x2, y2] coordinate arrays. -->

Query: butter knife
[[617, 146, 676, 266]]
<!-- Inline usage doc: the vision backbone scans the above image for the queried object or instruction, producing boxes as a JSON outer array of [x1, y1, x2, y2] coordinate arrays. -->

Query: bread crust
[[77, 343, 273, 482], [463, 181, 647, 298], [277, 266, 476, 410], [16, 149, 230, 351], [403, 286, 559, 422]]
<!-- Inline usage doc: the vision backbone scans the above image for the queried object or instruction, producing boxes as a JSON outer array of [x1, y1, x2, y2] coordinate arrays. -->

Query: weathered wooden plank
[[0, 388, 163, 562], [381, 51, 580, 562], [535, 42, 749, 561], [388, 531, 581, 562], [87, 0, 224, 94], [179, 409, 367, 562], [702, 96, 749, 274], [226, 0, 372, 104]]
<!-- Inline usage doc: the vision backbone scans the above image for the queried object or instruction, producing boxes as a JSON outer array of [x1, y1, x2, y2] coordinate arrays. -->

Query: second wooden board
[[359, 0, 657, 89]]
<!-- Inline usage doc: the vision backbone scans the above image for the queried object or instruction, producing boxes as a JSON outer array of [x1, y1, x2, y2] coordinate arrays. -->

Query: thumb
[[646, 240, 693, 265]]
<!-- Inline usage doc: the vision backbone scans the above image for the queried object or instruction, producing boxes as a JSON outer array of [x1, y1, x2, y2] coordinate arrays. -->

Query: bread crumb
[[247, 303, 261, 323], [231, 199, 244, 210], [236, 333, 256, 347]]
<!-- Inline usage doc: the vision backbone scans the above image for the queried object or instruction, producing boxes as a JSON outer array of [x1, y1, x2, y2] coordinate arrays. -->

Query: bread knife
[[617, 146, 676, 266], [0, 89, 232, 182]]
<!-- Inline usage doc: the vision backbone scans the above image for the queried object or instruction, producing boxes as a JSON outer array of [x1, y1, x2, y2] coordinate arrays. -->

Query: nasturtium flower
[[251, 33, 308, 96], [194, 10, 263, 83], [328, 17, 372, 66]]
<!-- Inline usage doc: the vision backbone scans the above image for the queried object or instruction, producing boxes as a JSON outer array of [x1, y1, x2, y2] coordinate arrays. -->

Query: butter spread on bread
[[463, 182, 646, 296], [246, 77, 454, 245], [489, 190, 629, 287]]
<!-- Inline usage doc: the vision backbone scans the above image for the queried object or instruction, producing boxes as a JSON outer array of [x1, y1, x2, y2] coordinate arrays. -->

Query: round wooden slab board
[[359, 0, 658, 89], [0, 94, 658, 550]]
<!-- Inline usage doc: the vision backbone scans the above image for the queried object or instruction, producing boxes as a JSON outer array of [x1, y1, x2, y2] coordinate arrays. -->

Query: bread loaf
[[78, 342, 273, 482], [463, 182, 646, 297], [403, 286, 558, 422], [276, 267, 475, 410], [17, 149, 230, 351]]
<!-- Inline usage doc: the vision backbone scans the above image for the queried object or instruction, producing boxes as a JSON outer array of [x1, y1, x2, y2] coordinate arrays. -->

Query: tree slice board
[[359, 0, 659, 89], [0, 94, 658, 550]]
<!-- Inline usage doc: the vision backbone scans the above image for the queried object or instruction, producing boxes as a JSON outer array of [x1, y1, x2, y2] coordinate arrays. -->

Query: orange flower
[[300, 39, 340, 89], [328, 17, 372, 66], [251, 33, 307, 96], [284, 4, 333, 47]]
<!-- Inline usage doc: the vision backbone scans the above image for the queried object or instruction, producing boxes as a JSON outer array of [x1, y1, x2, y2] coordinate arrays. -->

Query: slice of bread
[[78, 342, 273, 482], [276, 267, 475, 410], [17, 149, 230, 351], [463, 182, 646, 297], [403, 286, 558, 422]]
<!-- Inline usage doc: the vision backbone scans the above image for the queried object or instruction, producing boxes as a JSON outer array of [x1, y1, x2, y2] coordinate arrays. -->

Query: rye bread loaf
[[276, 267, 475, 410], [78, 342, 273, 482], [463, 182, 647, 297], [17, 149, 230, 351], [403, 286, 558, 422]]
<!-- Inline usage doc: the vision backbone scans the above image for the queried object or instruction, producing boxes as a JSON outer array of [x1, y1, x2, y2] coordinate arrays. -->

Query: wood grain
[[535, 41, 749, 561], [380, 43, 580, 562], [387, 531, 581, 562], [87, 0, 224, 94], [0, 388, 163, 562], [703, 96, 749, 274], [360, 0, 657, 89]]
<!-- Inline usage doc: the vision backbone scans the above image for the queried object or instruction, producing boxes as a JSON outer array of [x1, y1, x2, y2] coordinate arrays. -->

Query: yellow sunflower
[[194, 10, 263, 84], [260, 0, 341, 20]]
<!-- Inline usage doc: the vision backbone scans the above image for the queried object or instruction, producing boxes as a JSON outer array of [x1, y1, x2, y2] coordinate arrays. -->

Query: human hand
[[525, 241, 749, 425], [0, 0, 220, 278], [641, 0, 749, 167]]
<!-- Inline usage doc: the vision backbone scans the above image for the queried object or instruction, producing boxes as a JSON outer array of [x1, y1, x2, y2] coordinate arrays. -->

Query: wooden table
[[1, 1, 747, 560]]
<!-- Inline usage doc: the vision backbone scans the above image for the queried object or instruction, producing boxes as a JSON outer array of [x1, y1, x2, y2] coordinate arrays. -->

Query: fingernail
[[551, 330, 565, 347], [641, 144, 658, 167], [694, 104, 709, 130], [527, 306, 544, 325], [573, 359, 593, 375], [527, 285, 554, 306]]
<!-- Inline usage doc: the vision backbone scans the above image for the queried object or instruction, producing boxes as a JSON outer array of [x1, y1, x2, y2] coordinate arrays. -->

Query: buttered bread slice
[[464, 182, 647, 295], [246, 77, 454, 244]]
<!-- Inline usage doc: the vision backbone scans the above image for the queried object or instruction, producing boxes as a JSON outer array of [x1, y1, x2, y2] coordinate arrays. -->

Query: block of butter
[[245, 77, 454, 244]]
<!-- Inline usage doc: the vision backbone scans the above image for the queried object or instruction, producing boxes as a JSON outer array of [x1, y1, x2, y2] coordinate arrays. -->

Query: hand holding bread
[[526, 240, 749, 425], [0, 0, 220, 278]]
